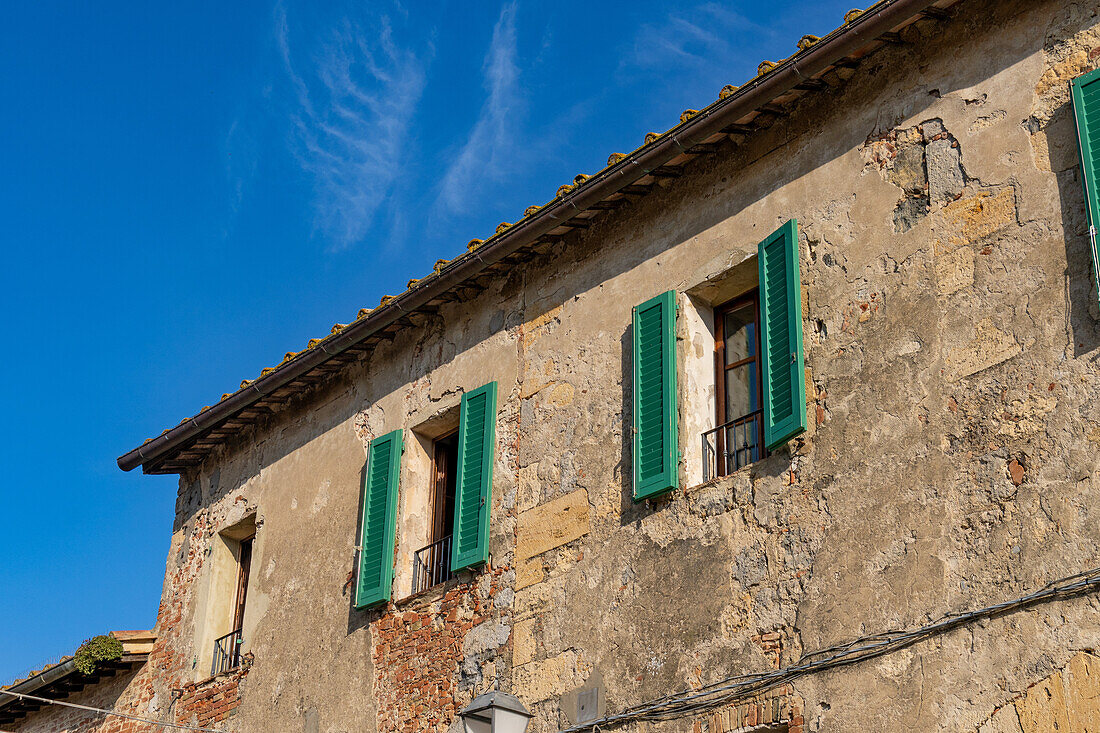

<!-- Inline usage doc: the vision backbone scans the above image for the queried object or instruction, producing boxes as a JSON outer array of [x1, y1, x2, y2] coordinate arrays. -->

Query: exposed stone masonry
[[371, 568, 510, 733], [174, 663, 250, 730], [697, 687, 804, 733]]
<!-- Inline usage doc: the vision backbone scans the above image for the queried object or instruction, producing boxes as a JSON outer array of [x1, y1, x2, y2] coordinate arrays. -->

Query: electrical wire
[[5, 567, 1096, 732], [0, 688, 226, 732], [560, 565, 1100, 733]]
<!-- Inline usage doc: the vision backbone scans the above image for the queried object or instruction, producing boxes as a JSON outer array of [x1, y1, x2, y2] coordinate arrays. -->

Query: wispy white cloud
[[625, 3, 774, 74], [220, 117, 259, 240], [435, 2, 521, 214], [276, 3, 430, 250]]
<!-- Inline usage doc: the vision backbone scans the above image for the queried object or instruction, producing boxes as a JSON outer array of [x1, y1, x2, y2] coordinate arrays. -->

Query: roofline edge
[[117, 0, 946, 475]]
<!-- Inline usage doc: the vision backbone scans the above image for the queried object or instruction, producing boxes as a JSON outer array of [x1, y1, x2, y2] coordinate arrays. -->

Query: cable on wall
[[0, 688, 227, 732], [560, 565, 1100, 733]]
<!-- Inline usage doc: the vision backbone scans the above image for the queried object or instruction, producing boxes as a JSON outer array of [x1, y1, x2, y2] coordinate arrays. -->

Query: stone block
[[1065, 651, 1100, 733], [514, 581, 556, 621], [513, 651, 580, 703], [513, 618, 537, 665], [462, 621, 511, 656], [944, 318, 1022, 382], [927, 137, 965, 207], [1015, 670, 1070, 733], [516, 557, 545, 591], [515, 465, 542, 514], [549, 382, 575, 407], [935, 245, 975, 295], [893, 137, 928, 195], [978, 704, 1023, 733], [516, 489, 590, 562], [934, 188, 1016, 255]]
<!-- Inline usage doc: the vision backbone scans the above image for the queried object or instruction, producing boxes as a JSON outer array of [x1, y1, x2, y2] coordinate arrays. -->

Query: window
[[198, 517, 255, 678], [413, 431, 458, 593], [355, 382, 499, 609], [213, 533, 252, 675], [710, 293, 765, 477], [631, 220, 807, 496]]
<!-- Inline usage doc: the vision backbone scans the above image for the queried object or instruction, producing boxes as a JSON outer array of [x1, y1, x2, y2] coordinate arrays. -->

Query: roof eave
[[0, 653, 151, 713]]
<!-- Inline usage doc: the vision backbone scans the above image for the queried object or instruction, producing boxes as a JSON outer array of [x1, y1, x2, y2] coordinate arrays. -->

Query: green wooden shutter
[[759, 219, 807, 451], [451, 382, 498, 571], [355, 429, 402, 609], [1071, 67, 1100, 304], [632, 290, 679, 500]]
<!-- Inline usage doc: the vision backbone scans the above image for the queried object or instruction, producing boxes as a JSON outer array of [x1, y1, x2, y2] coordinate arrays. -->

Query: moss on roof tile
[[799, 34, 822, 50]]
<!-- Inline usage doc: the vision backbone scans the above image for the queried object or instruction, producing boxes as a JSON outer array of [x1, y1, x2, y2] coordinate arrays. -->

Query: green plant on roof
[[73, 634, 124, 675]]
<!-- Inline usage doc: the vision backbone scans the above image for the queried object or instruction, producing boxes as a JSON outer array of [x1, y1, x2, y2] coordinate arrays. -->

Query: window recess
[[704, 293, 766, 480], [412, 431, 458, 594], [198, 516, 256, 678], [212, 533, 252, 675], [675, 219, 807, 487]]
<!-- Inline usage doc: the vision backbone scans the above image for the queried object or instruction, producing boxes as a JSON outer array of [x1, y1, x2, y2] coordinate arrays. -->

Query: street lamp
[[459, 691, 533, 733]]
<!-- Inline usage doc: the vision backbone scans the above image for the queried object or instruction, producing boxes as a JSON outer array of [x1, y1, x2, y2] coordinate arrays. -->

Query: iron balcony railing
[[702, 410, 764, 482], [413, 535, 453, 594], [211, 628, 243, 676]]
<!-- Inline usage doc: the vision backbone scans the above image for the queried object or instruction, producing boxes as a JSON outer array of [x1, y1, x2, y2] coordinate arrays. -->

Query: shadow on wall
[[1056, 140, 1100, 357], [1040, 19, 1100, 358], [346, 460, 372, 636], [618, 326, 640, 524]]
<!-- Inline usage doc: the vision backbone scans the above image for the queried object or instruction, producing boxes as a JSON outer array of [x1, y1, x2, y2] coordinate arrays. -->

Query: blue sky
[[0, 0, 857, 680]]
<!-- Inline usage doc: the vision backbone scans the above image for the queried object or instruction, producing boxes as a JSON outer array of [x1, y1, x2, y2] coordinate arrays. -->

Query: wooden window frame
[[429, 430, 458, 545], [232, 534, 254, 632], [411, 430, 459, 594], [713, 291, 766, 476]]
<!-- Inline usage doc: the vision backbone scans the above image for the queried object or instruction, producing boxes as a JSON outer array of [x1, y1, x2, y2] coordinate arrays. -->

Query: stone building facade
[[9, 0, 1100, 731]]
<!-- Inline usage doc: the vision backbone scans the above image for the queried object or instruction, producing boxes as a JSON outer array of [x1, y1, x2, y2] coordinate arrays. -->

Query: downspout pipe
[[118, 0, 944, 474]]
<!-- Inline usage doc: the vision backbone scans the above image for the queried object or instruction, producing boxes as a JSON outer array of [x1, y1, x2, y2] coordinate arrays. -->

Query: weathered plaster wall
[[55, 1, 1100, 733]]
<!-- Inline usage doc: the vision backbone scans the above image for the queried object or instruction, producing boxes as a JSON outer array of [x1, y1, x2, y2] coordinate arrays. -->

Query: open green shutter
[[355, 429, 402, 609], [632, 290, 678, 500], [451, 382, 498, 571], [759, 220, 807, 451], [1071, 67, 1100, 304]]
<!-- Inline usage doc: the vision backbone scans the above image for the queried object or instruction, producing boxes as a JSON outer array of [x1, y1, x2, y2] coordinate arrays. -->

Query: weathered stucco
[[13, 1, 1100, 732]]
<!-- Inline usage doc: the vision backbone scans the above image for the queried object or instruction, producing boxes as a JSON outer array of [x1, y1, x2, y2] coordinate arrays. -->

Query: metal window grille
[[702, 410, 764, 482], [412, 535, 453, 594], [211, 628, 243, 676]]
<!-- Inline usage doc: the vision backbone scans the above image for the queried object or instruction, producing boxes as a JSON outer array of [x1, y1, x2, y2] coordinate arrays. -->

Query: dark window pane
[[725, 362, 758, 423], [723, 304, 756, 364]]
